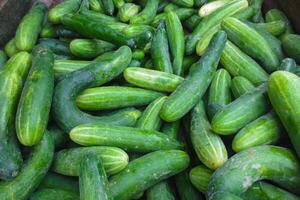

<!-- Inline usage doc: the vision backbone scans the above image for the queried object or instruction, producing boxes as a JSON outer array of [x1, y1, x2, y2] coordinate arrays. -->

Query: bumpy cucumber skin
[[0, 52, 31, 180], [268, 71, 300, 157], [220, 41, 269, 86], [189, 165, 213, 193], [282, 34, 300, 63], [30, 188, 79, 200], [54, 60, 92, 77], [146, 181, 175, 200], [175, 171, 203, 200], [124, 67, 184, 92], [279, 58, 297, 72], [48, 0, 81, 24], [206, 145, 300, 200], [231, 76, 255, 98], [76, 86, 163, 111], [160, 31, 227, 122], [211, 84, 269, 135], [0, 132, 54, 200], [0, 50, 7, 69], [130, 0, 160, 25], [52, 146, 129, 177], [109, 150, 190, 200]]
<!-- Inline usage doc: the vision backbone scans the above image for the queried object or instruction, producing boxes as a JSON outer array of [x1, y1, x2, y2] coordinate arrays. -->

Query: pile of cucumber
[[1, 0, 300, 199]]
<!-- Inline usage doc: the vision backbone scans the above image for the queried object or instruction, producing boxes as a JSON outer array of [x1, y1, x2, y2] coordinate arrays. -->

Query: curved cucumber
[[247, 20, 287, 36], [189, 165, 213, 193], [48, 0, 81, 24], [196, 25, 220, 56], [54, 60, 92, 77], [146, 181, 175, 200], [0, 50, 7, 69], [231, 76, 255, 98], [279, 58, 297, 73], [4, 38, 20, 58], [30, 188, 79, 200], [175, 171, 202, 200], [282, 34, 300, 63], [130, 0, 160, 25]]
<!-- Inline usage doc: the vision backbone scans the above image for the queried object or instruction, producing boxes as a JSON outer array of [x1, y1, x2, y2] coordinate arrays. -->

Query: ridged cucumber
[[231, 76, 255, 98], [130, 0, 160, 25], [189, 165, 213, 193]]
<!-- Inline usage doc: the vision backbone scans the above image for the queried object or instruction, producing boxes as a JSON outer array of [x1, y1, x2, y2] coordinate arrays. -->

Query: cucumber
[[185, 0, 248, 55], [161, 120, 180, 139], [151, 20, 173, 73], [70, 39, 116, 59], [211, 84, 269, 135], [198, 0, 231, 17], [189, 165, 213, 193], [80, 9, 118, 23], [222, 17, 279, 73], [53, 46, 140, 133], [15, 2, 47, 51], [184, 14, 202, 31], [70, 124, 183, 152], [130, 0, 160, 25], [4, 38, 20, 58], [79, 154, 111, 200], [160, 31, 227, 122], [0, 132, 54, 199], [206, 145, 300, 199], [30, 188, 79, 200], [249, 0, 263, 23], [268, 71, 300, 157], [279, 58, 297, 72], [54, 60, 92, 77], [16, 45, 54, 146], [232, 6, 254, 20], [113, 0, 125, 8], [208, 69, 232, 118], [124, 67, 184, 92], [172, 0, 194, 7], [196, 24, 220, 56], [109, 150, 190, 200], [175, 171, 202, 200], [48, 0, 81, 24], [166, 11, 185, 76], [88, 0, 103, 12], [246, 20, 287, 36], [282, 34, 300, 63], [194, 0, 206, 7], [118, 3, 141, 22], [152, 8, 195, 27], [132, 49, 145, 61], [190, 100, 228, 169], [40, 24, 80, 38], [164, 3, 179, 12], [183, 56, 198, 73], [0, 50, 7, 69], [231, 76, 255, 98], [220, 41, 269, 86], [38, 39, 71, 56], [100, 0, 115, 16], [0, 52, 31, 180], [52, 146, 128, 176], [146, 181, 175, 200], [48, 125, 69, 151]]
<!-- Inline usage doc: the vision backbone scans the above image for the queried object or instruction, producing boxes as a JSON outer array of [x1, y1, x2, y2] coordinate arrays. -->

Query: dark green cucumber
[[247, 21, 287, 36], [206, 145, 300, 199], [0, 50, 7, 69], [163, 3, 179, 12], [30, 188, 79, 200], [48, 0, 81, 24], [124, 67, 184, 92], [4, 38, 20, 58], [48, 126, 69, 150], [70, 124, 183, 152], [40, 24, 80, 38], [152, 8, 195, 27], [70, 39, 116, 59], [231, 76, 255, 98], [130, 0, 160, 24], [0, 52, 31, 180], [16, 45, 54, 146], [194, 0, 206, 7], [232, 112, 281, 152], [190, 100, 228, 170], [175, 171, 203, 200], [118, 3, 141, 22], [166, 11, 185, 76], [268, 71, 300, 157], [113, 0, 125, 8], [172, 0, 194, 7], [282, 34, 300, 63], [54, 60, 92, 77], [38, 39, 71, 56], [100, 0, 115, 15], [249, 0, 264, 23], [211, 84, 269, 135], [183, 56, 198, 73], [220, 41, 269, 86], [185, 0, 248, 55], [0, 132, 54, 199], [109, 150, 189, 200], [76, 86, 163, 111], [189, 165, 213, 193], [161, 120, 180, 139], [151, 20, 173, 73], [232, 6, 254, 20], [279, 58, 297, 72], [52, 146, 128, 176], [53, 46, 141, 133], [146, 181, 175, 200], [208, 69, 232, 118], [15, 2, 47, 51], [184, 14, 202, 31], [79, 9, 118, 23], [160, 31, 227, 122], [79, 154, 111, 200], [222, 17, 279, 73]]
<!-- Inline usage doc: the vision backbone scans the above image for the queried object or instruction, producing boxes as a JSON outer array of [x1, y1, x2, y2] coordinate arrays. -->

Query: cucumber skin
[[172, 0, 194, 7], [175, 171, 203, 200], [211, 84, 269, 135], [38, 39, 71, 56], [282, 34, 300, 63], [0, 132, 54, 200], [101, 0, 115, 16], [130, 0, 160, 25], [48, 0, 81, 24], [15, 2, 47, 51], [54, 60, 92, 77], [16, 45, 54, 146], [206, 145, 300, 200], [70, 124, 183, 153], [30, 188, 79, 200], [146, 181, 175, 200], [109, 150, 190, 200], [4, 38, 20, 58], [189, 165, 213, 193], [231, 76, 255, 98], [248, 21, 287, 36], [268, 71, 300, 157], [52, 147, 129, 177], [152, 8, 195, 27], [76, 86, 163, 111], [0, 52, 31, 180], [160, 31, 227, 122]]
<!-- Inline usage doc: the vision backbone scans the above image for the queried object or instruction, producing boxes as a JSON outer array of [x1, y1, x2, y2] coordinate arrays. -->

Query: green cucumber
[[190, 100, 228, 170], [282, 34, 300, 63], [151, 20, 173, 73], [232, 112, 281, 152], [16, 45, 54, 146], [164, 3, 179, 12], [146, 181, 175, 200], [0, 132, 54, 199], [0, 52, 31, 180], [249, 0, 263, 23], [132, 49, 145, 61], [247, 21, 287, 36], [0, 50, 7, 69], [48, 0, 81, 24], [79, 154, 111, 200], [109, 150, 189, 200], [208, 69, 232, 118], [100, 0, 115, 15], [15, 2, 47, 51], [128, 59, 141, 68], [52, 146, 128, 176], [231, 76, 255, 98], [184, 14, 202, 31], [196, 24, 220, 56], [185, 0, 248, 55], [38, 39, 71, 56], [279, 58, 297, 72], [48, 125, 69, 150], [232, 6, 254, 20], [198, 0, 231, 17], [118, 3, 141, 22], [124, 67, 184, 92], [40, 24, 80, 38], [70, 124, 183, 152], [175, 171, 202, 200], [194, 0, 206, 7], [183, 56, 198, 73], [4, 38, 20, 58], [166, 11, 185, 76], [152, 8, 195, 27], [172, 0, 194, 7], [189, 165, 213, 193], [130, 0, 160, 25], [161, 120, 180, 139], [80, 9, 118, 23], [206, 145, 300, 199], [30, 188, 79, 200], [88, 0, 103, 12], [222, 17, 279, 73], [70, 39, 116, 59], [54, 60, 92, 77], [113, 0, 125, 8], [220, 40, 269, 86], [266, 9, 294, 38], [160, 31, 227, 122], [268, 71, 300, 157], [76, 86, 163, 110]]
